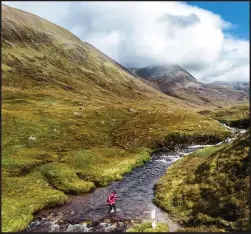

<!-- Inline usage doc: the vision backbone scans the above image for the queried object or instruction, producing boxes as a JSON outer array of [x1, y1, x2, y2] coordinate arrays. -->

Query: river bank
[[25, 125, 247, 232]]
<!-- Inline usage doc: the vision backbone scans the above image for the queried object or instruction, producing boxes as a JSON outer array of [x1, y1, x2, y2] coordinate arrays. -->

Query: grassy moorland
[[1, 4, 242, 232], [154, 131, 250, 232], [198, 104, 249, 129]]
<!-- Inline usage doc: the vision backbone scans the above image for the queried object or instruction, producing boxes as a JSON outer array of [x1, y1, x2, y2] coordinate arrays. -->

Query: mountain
[[211, 81, 250, 95], [129, 65, 249, 107], [1, 5, 236, 232], [2, 4, 171, 102]]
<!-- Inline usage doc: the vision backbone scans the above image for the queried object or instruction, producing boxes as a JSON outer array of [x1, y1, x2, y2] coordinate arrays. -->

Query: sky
[[3, 1, 250, 83]]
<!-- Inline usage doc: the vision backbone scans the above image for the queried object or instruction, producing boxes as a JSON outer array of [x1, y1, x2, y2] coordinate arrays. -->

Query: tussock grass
[[154, 132, 250, 231], [2, 171, 67, 232]]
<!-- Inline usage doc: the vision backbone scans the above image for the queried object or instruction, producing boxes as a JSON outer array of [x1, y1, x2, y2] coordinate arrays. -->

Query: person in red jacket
[[107, 191, 117, 213]]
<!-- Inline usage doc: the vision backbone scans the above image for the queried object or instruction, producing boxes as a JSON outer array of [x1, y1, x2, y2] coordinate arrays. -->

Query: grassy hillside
[[154, 132, 250, 232], [198, 104, 249, 128], [1, 4, 233, 232]]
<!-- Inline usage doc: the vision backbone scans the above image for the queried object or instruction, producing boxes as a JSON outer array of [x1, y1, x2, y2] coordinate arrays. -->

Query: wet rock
[[50, 223, 60, 232], [80, 221, 89, 225], [99, 222, 108, 227], [27, 220, 40, 231], [66, 224, 85, 232]]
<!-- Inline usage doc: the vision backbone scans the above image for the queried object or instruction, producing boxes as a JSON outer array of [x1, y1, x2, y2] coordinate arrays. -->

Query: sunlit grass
[[127, 222, 169, 232], [198, 104, 249, 128], [154, 132, 250, 231]]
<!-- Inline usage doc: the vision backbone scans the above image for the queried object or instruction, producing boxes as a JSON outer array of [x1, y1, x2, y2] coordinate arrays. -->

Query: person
[[107, 191, 117, 213]]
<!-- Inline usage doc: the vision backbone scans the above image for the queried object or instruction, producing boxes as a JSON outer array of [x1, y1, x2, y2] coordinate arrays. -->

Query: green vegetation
[[176, 225, 225, 232], [199, 104, 249, 128], [154, 132, 250, 232], [127, 222, 169, 232]]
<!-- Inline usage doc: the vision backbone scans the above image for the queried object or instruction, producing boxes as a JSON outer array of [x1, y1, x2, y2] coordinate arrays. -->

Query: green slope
[[154, 132, 250, 232], [198, 104, 250, 129], [1, 4, 233, 232]]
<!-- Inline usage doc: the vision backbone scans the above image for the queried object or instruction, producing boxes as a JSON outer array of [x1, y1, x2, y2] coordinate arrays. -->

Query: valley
[[1, 4, 250, 233]]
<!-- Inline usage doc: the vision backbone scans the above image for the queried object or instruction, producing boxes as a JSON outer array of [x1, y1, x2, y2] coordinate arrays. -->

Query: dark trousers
[[109, 204, 116, 212]]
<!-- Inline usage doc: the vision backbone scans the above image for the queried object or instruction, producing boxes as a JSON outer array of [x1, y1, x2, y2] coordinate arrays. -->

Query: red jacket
[[107, 192, 117, 205]]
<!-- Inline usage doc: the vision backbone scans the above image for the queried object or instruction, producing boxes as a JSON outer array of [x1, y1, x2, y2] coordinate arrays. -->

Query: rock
[[28, 136, 36, 141], [73, 112, 82, 117], [66, 224, 85, 232], [103, 218, 111, 223], [128, 108, 136, 112], [56, 219, 64, 224], [81, 220, 92, 226], [99, 222, 107, 227], [50, 223, 59, 232], [81, 223, 87, 228], [100, 120, 105, 124], [70, 211, 75, 215]]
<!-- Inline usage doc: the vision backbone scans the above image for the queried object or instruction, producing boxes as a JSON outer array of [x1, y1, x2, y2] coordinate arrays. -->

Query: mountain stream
[[25, 124, 246, 232]]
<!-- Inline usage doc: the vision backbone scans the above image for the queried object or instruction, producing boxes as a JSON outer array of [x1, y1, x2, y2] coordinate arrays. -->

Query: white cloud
[[3, 1, 249, 83]]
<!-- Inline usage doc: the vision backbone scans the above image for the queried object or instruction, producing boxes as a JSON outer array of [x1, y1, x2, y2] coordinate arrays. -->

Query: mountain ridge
[[129, 64, 248, 107]]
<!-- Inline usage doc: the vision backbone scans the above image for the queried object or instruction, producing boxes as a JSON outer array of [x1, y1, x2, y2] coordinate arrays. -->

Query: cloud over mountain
[[4, 1, 249, 82]]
